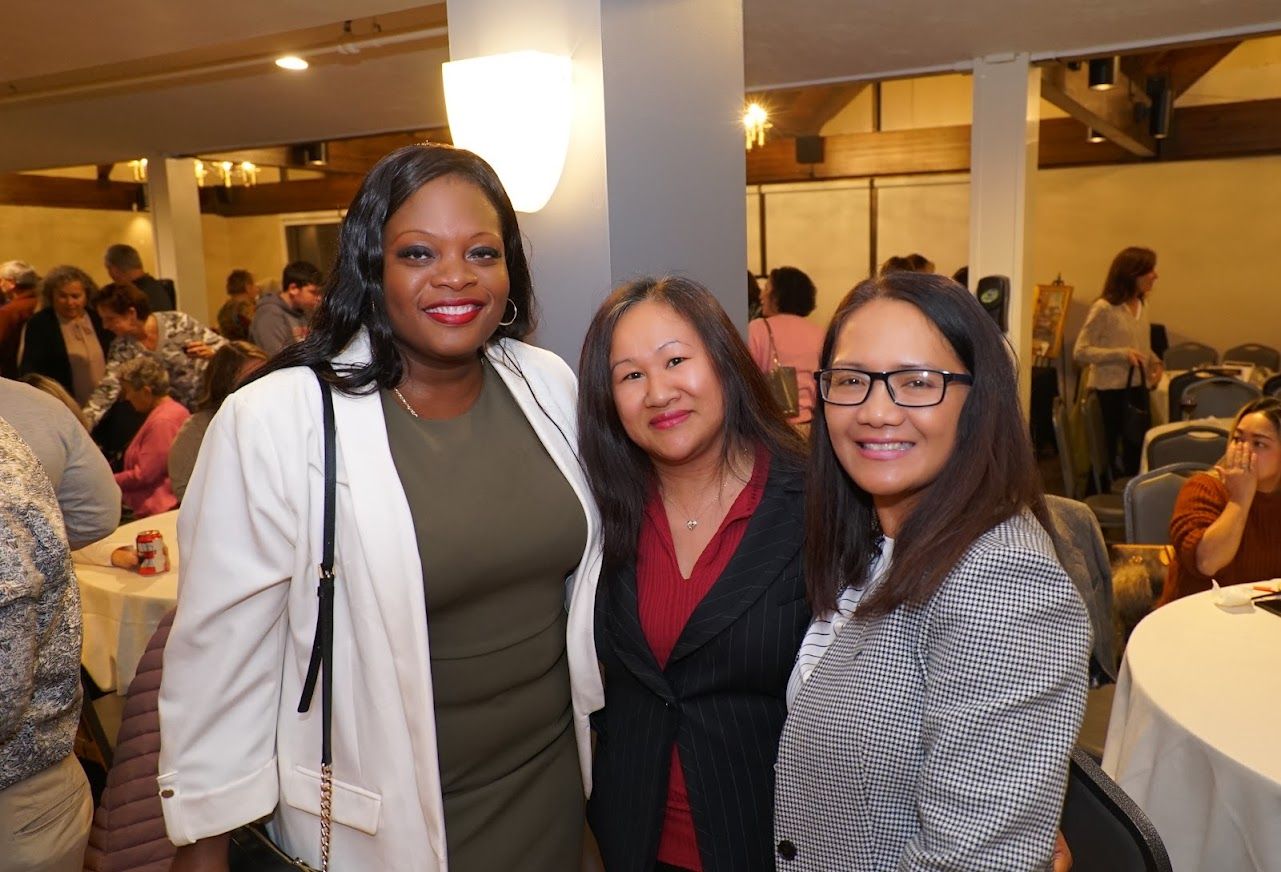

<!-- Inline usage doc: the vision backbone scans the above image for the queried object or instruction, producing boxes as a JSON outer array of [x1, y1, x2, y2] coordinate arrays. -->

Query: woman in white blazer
[[774, 272, 1090, 870], [159, 145, 604, 871]]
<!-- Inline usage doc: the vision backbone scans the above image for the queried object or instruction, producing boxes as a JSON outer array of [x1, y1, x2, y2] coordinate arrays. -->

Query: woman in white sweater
[[1073, 246, 1163, 477]]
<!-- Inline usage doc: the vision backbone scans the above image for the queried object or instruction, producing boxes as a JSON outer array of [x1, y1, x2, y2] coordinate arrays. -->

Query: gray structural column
[[446, 0, 748, 366], [968, 54, 1040, 407], [146, 156, 207, 315]]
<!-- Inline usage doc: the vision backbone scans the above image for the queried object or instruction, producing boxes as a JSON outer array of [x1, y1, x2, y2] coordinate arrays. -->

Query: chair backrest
[[1162, 341, 1217, 371], [1051, 397, 1079, 501], [1061, 747, 1172, 872], [1223, 342, 1281, 371], [1145, 424, 1228, 470], [1123, 462, 1210, 544], [1264, 373, 1281, 399], [1166, 368, 1220, 422], [1183, 377, 1262, 419], [1082, 391, 1115, 494]]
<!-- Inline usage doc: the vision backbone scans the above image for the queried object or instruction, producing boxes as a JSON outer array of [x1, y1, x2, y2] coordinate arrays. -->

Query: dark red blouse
[[636, 450, 769, 871]]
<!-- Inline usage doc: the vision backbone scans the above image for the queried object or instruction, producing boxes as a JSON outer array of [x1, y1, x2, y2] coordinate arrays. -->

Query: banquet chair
[[1060, 747, 1173, 872], [1161, 341, 1217, 371], [1123, 462, 1210, 545], [1265, 373, 1281, 398], [1182, 377, 1261, 419], [1166, 368, 1220, 421], [1222, 342, 1280, 371], [1145, 423, 1228, 470], [1052, 398, 1124, 533]]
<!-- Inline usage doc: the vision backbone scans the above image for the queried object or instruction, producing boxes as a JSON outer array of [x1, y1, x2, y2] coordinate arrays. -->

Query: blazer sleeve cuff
[[158, 756, 278, 845]]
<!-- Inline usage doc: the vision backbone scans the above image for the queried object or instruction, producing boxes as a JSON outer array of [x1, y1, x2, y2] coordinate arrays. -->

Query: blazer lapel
[[666, 463, 804, 666], [601, 562, 677, 703]]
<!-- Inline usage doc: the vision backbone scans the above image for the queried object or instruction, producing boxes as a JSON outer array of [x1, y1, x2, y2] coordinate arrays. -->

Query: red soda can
[[136, 530, 165, 576]]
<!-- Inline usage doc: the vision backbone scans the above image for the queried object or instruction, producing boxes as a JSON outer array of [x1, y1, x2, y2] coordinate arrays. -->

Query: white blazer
[[157, 333, 605, 871]]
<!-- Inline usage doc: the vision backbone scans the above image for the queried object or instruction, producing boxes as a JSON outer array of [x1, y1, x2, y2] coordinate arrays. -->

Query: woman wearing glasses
[[774, 272, 1090, 870], [578, 276, 809, 871]]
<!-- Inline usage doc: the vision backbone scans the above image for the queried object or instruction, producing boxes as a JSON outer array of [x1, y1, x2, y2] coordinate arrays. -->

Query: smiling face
[[381, 174, 510, 371], [53, 280, 87, 321], [609, 300, 727, 470], [96, 305, 142, 338], [823, 297, 970, 535], [1233, 411, 1281, 492]]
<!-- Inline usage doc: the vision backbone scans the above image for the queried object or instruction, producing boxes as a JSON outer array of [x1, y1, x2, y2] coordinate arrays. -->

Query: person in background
[[905, 252, 935, 273], [18, 265, 111, 405], [579, 276, 808, 872], [0, 260, 36, 302], [1072, 246, 1162, 478], [747, 265, 825, 428], [167, 340, 268, 502], [774, 271, 1088, 870], [1159, 397, 1281, 605], [83, 282, 224, 429], [0, 419, 96, 872], [103, 244, 175, 312], [0, 261, 40, 376], [0, 377, 119, 548], [216, 269, 258, 341], [113, 355, 190, 519], [951, 265, 969, 289], [747, 271, 763, 320], [249, 260, 323, 355]]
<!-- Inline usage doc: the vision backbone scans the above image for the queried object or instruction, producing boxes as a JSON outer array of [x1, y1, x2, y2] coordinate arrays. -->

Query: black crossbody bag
[[229, 370, 337, 872]]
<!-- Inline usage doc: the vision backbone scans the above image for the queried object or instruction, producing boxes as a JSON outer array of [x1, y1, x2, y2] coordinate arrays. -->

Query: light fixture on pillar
[[1087, 57, 1117, 90], [743, 102, 770, 150], [128, 158, 149, 181], [1086, 127, 1106, 144], [1147, 77, 1173, 139], [442, 50, 573, 213]]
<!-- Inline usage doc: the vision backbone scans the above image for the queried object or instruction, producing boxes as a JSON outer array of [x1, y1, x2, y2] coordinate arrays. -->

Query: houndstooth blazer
[[774, 511, 1091, 871]]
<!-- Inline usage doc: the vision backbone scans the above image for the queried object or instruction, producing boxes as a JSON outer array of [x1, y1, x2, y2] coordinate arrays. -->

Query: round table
[[1102, 585, 1281, 871], [73, 511, 180, 693]]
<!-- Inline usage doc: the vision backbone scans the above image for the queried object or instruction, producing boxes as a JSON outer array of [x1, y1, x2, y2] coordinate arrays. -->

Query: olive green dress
[[381, 360, 587, 871]]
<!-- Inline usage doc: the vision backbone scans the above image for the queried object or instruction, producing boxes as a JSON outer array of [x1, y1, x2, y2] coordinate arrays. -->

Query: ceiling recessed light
[[275, 55, 309, 71]]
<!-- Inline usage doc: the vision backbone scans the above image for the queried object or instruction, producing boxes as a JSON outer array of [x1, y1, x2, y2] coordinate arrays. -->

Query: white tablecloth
[[1139, 416, 1234, 473], [72, 511, 180, 693], [1102, 585, 1281, 871]]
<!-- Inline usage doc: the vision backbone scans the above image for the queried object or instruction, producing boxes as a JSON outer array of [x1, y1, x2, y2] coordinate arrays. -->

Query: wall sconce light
[[1088, 57, 1117, 90], [743, 102, 770, 150], [1086, 127, 1106, 143], [442, 50, 573, 213], [1147, 77, 1172, 139]]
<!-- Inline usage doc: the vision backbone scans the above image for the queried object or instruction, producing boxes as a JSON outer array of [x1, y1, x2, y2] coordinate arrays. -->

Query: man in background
[[103, 244, 175, 312], [249, 260, 322, 356], [0, 262, 40, 377]]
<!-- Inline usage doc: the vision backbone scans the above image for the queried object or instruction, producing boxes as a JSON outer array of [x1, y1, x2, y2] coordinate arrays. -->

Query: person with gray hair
[[103, 244, 174, 312], [113, 354, 190, 519], [18, 265, 112, 404], [0, 261, 40, 376]]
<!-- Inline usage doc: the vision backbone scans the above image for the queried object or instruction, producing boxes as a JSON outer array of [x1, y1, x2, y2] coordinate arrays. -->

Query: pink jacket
[[115, 397, 189, 518], [747, 315, 825, 424]]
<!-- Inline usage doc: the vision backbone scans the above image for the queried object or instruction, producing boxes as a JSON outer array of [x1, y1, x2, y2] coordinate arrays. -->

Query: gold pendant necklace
[[391, 386, 419, 418]]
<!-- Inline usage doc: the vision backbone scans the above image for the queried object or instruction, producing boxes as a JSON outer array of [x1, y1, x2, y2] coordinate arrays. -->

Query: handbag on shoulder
[[762, 318, 800, 418], [228, 369, 338, 872]]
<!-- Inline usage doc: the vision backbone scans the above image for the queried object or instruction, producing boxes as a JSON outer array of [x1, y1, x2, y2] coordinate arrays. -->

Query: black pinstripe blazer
[[587, 459, 809, 872]]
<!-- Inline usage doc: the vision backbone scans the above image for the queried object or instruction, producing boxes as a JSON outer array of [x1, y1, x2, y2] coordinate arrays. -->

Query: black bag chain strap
[[298, 370, 336, 872]]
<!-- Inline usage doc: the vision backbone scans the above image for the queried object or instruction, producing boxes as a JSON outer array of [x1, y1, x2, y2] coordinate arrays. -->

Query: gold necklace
[[391, 386, 419, 418], [663, 478, 727, 532]]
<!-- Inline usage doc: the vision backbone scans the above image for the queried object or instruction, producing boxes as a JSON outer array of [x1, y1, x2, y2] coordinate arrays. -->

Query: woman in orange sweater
[[1160, 397, 1281, 604]]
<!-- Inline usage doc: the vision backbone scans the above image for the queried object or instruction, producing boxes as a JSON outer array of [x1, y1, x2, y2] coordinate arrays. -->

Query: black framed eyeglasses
[[815, 368, 974, 407]]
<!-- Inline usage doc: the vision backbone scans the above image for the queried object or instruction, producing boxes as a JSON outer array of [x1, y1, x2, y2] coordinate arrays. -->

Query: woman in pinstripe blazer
[[578, 276, 809, 872], [774, 273, 1091, 871]]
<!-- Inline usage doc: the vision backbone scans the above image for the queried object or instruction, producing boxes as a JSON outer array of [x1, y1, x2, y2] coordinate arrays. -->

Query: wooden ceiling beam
[[1040, 61, 1155, 157], [0, 173, 141, 210], [198, 175, 363, 217], [189, 127, 453, 177], [748, 83, 867, 136], [1120, 42, 1241, 101]]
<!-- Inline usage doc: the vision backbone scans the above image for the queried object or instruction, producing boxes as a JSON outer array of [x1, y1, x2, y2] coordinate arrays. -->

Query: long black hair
[[578, 275, 806, 569], [806, 271, 1047, 616], [253, 143, 536, 393]]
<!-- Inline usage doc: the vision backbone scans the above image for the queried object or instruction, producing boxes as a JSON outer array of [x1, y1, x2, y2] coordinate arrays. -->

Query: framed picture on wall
[[1032, 280, 1073, 360]]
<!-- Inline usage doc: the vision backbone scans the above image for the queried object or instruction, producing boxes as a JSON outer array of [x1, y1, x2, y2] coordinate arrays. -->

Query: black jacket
[[18, 307, 113, 397], [588, 459, 808, 872]]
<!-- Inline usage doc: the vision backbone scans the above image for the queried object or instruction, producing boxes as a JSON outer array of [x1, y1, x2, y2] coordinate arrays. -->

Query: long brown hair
[[806, 271, 1047, 616], [578, 275, 806, 569], [1102, 246, 1156, 305]]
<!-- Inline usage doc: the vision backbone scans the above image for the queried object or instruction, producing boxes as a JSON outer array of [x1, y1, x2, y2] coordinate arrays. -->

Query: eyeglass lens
[[820, 370, 951, 406]]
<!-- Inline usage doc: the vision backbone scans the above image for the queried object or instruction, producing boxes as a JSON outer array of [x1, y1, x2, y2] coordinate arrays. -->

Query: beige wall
[[749, 154, 1281, 364], [200, 214, 289, 326], [0, 204, 155, 290]]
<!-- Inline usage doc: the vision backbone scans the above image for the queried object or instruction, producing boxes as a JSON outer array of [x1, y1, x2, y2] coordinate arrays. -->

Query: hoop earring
[[498, 298, 518, 327]]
